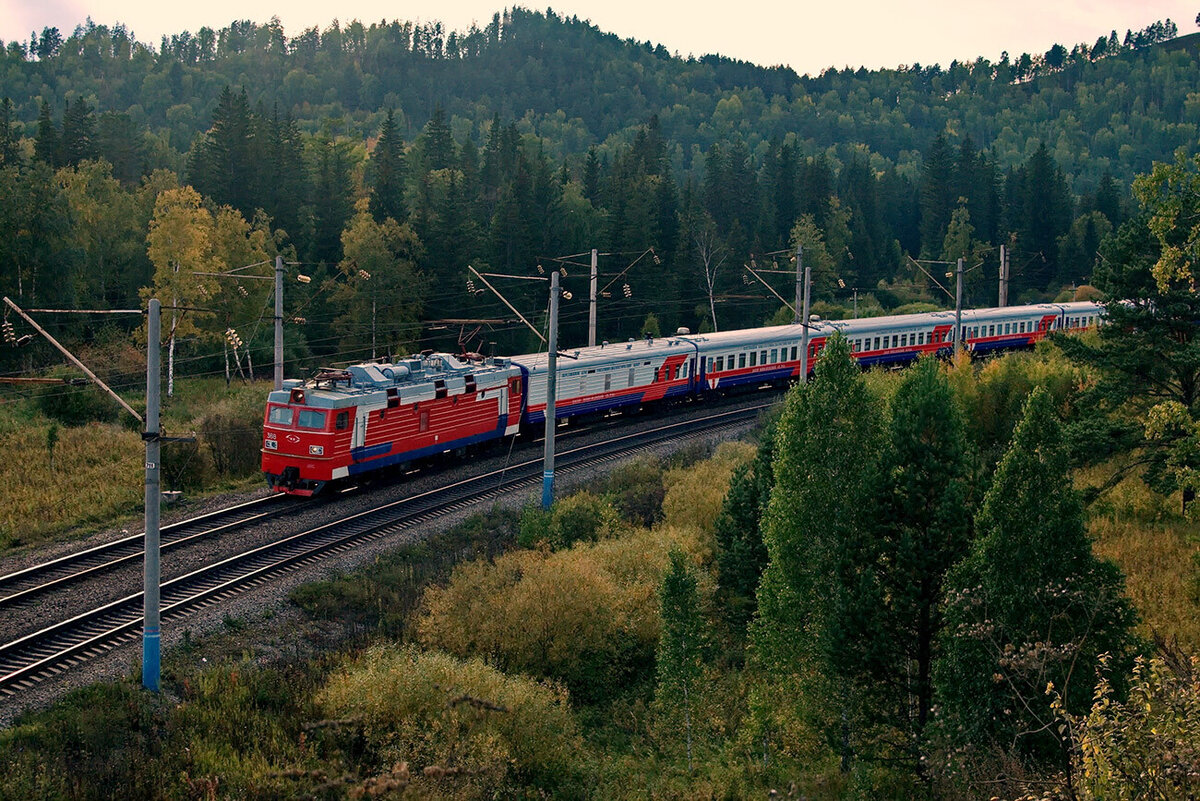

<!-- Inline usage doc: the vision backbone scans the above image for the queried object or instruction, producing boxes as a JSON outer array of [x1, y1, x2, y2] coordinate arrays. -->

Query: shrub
[[417, 528, 675, 702], [35, 368, 120, 426], [599, 455, 666, 526], [517, 491, 624, 550], [197, 392, 266, 477], [1066, 652, 1200, 800], [316, 645, 585, 798]]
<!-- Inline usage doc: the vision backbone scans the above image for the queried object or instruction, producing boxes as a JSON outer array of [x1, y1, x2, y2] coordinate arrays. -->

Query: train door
[[352, 410, 368, 458]]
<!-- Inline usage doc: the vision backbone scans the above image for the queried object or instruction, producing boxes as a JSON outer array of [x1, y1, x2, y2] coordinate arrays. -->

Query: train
[[261, 300, 1103, 495]]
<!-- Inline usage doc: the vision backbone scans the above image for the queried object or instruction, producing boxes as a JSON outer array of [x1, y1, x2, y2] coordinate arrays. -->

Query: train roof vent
[[348, 364, 390, 386]]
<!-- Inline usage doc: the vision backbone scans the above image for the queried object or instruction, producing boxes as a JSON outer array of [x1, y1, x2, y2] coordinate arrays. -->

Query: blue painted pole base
[[541, 470, 555, 510], [142, 628, 160, 691]]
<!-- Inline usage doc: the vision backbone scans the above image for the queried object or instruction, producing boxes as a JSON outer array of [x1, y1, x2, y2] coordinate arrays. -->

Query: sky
[[0, 0, 1194, 76]]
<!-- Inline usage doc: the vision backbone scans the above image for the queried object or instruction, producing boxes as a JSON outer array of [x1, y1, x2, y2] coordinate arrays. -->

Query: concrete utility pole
[[798, 244, 812, 383], [998, 244, 1009, 307], [542, 270, 560, 509], [2, 297, 143, 422], [274, 255, 284, 391], [588, 248, 598, 347], [955, 257, 964, 357], [794, 243, 803, 325], [143, 299, 161, 692]]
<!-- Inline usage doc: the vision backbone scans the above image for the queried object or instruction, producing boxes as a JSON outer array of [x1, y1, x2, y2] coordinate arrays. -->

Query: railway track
[[0, 494, 321, 610], [0, 403, 765, 697]]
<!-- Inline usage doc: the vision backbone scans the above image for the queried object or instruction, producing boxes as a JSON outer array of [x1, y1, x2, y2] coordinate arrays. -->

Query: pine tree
[[0, 97, 19, 167], [369, 108, 407, 224], [714, 418, 776, 628], [308, 134, 355, 264], [919, 132, 955, 257], [420, 105, 455, 172], [33, 100, 60, 167], [935, 388, 1138, 761], [871, 357, 972, 767], [655, 549, 704, 773], [60, 97, 97, 167], [751, 334, 884, 766]]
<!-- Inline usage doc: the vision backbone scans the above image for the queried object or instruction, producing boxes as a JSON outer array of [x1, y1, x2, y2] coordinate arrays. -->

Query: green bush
[[35, 368, 120, 426], [317, 645, 586, 798], [600, 456, 666, 526], [197, 392, 266, 477], [517, 492, 624, 550]]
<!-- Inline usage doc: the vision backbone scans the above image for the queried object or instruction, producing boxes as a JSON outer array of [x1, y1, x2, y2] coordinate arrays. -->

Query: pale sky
[[0, 0, 1194, 76]]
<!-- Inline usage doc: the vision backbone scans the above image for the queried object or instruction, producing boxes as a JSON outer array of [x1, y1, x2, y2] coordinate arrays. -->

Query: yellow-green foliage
[[317, 645, 584, 797], [518, 491, 629, 549], [0, 421, 142, 549], [417, 527, 679, 700], [1068, 654, 1200, 800], [661, 441, 754, 561], [170, 665, 304, 795], [948, 345, 1087, 456], [1091, 515, 1200, 649]]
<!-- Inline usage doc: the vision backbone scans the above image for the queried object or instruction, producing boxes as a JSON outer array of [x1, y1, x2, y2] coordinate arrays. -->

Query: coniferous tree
[[420, 104, 455, 172], [935, 388, 1138, 761], [870, 357, 972, 768], [751, 334, 884, 767], [307, 134, 356, 264], [368, 108, 407, 224], [59, 97, 97, 167], [714, 418, 775, 629], [582, 146, 601, 206], [655, 549, 705, 773], [919, 132, 955, 257], [0, 97, 20, 167], [33, 100, 60, 167]]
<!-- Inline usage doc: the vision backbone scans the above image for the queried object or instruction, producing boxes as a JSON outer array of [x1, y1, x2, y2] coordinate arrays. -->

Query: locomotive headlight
[[309, 445, 325, 456], [264, 440, 278, 450]]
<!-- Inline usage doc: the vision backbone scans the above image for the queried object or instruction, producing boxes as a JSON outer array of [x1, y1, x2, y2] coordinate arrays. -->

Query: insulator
[[742, 274, 751, 285], [562, 290, 573, 300], [358, 269, 371, 280], [536, 264, 545, 274], [651, 250, 661, 265], [290, 316, 307, 324], [237, 284, 248, 297], [838, 278, 846, 289], [623, 283, 632, 298], [560, 267, 568, 277], [2, 320, 15, 344]]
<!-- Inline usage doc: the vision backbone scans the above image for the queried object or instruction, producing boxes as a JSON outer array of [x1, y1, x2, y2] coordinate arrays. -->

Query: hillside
[[0, 8, 1195, 185]]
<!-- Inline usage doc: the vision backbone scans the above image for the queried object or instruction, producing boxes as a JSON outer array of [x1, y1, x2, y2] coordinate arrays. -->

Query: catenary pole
[[955, 257, 964, 357], [542, 270, 559, 509], [274, 255, 284, 391], [588, 248, 598, 347], [998, 244, 1009, 307], [798, 244, 812, 383], [143, 299, 161, 692], [3, 297, 143, 423]]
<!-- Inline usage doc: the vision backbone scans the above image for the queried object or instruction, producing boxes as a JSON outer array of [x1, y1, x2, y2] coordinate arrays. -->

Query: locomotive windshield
[[267, 405, 292, 425], [297, 410, 327, 429]]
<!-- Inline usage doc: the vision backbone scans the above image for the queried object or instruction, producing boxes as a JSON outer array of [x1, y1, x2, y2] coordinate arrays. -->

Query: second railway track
[[0, 403, 765, 698]]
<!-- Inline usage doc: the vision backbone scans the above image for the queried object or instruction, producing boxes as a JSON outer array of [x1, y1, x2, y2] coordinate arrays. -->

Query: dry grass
[[1090, 516, 1199, 650], [1079, 464, 1200, 650], [0, 421, 143, 550]]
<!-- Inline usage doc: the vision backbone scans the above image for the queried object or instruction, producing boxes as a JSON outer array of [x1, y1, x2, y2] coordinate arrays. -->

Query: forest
[[0, 7, 1199, 799], [0, 9, 1195, 383]]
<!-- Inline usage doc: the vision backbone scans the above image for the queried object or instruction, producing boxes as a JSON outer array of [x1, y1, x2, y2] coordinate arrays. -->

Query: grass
[[1078, 461, 1200, 650], [0, 377, 271, 554]]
